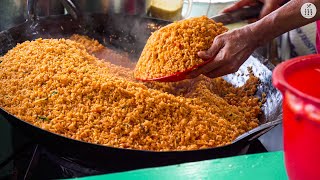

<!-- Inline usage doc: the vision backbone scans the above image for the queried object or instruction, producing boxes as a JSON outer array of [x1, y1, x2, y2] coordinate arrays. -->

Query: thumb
[[188, 37, 224, 79]]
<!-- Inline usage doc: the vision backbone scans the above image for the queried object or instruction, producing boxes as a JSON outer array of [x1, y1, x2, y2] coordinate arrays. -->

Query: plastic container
[[149, 0, 193, 21], [272, 54, 320, 180]]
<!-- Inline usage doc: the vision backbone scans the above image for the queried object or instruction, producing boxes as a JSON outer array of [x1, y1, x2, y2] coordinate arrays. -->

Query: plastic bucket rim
[[272, 54, 320, 106]]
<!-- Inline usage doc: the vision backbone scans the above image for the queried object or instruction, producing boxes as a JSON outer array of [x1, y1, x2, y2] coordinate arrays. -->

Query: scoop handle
[[210, 3, 263, 25]]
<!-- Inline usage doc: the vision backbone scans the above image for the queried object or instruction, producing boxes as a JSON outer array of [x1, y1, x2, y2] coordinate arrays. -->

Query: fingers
[[205, 64, 238, 78], [205, 68, 229, 79], [188, 27, 256, 80], [188, 49, 225, 79], [259, 0, 280, 18], [204, 51, 239, 78], [187, 37, 224, 79], [197, 38, 222, 60], [222, 0, 280, 20], [197, 51, 212, 60], [205, 49, 253, 78], [222, 0, 256, 13]]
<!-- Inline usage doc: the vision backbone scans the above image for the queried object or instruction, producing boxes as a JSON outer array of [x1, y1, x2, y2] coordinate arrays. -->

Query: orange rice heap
[[0, 36, 261, 151], [134, 16, 228, 80]]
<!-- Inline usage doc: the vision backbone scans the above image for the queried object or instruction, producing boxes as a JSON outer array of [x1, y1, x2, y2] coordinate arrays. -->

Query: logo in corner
[[301, 3, 317, 19]]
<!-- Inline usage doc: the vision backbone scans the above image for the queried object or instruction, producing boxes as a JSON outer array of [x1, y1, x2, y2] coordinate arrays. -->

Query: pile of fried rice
[[0, 34, 261, 151], [134, 16, 228, 80]]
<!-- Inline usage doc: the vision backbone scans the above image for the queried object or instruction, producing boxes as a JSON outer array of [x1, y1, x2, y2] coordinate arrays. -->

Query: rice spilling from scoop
[[134, 16, 228, 80], [0, 36, 261, 151]]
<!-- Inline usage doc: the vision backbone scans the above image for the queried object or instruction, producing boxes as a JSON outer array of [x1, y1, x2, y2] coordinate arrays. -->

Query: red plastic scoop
[[136, 59, 212, 82]]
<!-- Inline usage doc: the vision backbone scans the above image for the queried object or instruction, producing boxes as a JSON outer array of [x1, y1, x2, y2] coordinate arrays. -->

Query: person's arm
[[251, 0, 319, 46], [190, 0, 320, 79]]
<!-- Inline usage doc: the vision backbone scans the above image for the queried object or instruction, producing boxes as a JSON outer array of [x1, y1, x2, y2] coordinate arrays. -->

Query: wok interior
[[0, 13, 282, 149]]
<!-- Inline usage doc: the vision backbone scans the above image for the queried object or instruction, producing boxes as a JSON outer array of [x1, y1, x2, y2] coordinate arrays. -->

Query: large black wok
[[0, 0, 282, 174]]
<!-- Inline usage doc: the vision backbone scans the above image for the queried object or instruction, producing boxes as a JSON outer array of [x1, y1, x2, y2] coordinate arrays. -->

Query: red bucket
[[273, 54, 320, 180]]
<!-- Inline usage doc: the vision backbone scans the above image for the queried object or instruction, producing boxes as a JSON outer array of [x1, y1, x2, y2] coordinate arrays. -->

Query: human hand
[[188, 25, 260, 78], [223, 0, 284, 19]]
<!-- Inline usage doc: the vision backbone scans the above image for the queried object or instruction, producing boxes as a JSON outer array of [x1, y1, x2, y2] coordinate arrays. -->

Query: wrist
[[246, 16, 278, 47]]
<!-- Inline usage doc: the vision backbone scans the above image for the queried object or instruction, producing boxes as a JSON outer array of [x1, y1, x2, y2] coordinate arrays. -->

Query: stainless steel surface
[[224, 53, 282, 143], [28, 0, 81, 21], [0, 0, 26, 31], [0, 0, 64, 31], [72, 0, 152, 15]]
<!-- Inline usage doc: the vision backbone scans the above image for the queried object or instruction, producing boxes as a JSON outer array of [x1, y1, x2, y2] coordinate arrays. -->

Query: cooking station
[[0, 0, 288, 179]]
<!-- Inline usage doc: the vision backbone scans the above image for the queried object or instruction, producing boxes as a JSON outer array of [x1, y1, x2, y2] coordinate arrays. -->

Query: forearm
[[248, 0, 320, 46]]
